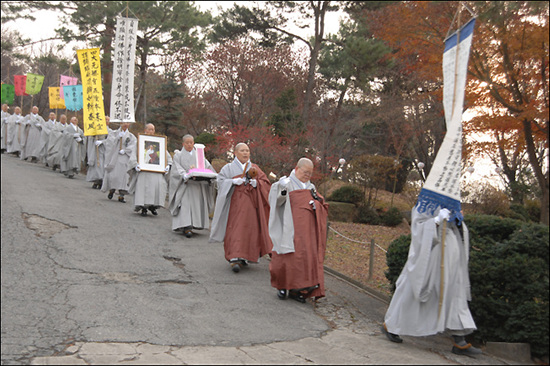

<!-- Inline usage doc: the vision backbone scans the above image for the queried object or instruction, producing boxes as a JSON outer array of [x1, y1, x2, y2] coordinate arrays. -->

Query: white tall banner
[[110, 17, 139, 123], [415, 18, 476, 223]]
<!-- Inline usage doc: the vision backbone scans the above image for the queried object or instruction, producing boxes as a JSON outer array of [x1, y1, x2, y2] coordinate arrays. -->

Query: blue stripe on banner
[[444, 17, 476, 53], [415, 188, 464, 224]]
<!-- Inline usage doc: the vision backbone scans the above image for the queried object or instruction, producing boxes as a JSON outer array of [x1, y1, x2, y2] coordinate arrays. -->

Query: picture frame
[[137, 134, 167, 173]]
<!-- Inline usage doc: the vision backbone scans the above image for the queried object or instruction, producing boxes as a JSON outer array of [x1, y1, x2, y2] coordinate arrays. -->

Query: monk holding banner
[[268, 158, 329, 303], [209, 142, 272, 273], [168, 134, 216, 237]]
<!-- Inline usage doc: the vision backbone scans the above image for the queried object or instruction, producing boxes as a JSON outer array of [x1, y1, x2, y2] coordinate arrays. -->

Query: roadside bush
[[384, 214, 549, 359], [525, 199, 541, 222], [380, 207, 403, 227], [329, 185, 364, 205], [354, 204, 380, 225]]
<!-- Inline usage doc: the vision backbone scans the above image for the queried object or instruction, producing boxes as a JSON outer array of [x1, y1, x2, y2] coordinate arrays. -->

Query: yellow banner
[[48, 87, 66, 109], [77, 48, 108, 136]]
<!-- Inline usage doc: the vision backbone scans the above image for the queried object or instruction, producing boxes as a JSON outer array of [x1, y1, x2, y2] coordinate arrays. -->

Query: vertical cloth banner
[[1, 84, 15, 104], [25, 73, 45, 95], [59, 75, 79, 99], [110, 17, 138, 123], [415, 18, 476, 224], [63, 85, 83, 111], [77, 48, 108, 136], [49, 87, 66, 109], [13, 75, 28, 96]]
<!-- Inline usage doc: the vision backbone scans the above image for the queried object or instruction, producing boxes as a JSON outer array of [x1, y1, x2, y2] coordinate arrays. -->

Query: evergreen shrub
[[384, 214, 549, 358], [329, 185, 364, 205], [354, 204, 380, 225], [381, 207, 403, 227]]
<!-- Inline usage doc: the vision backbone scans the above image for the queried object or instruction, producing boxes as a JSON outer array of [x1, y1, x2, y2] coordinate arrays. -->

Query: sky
[[2, 1, 347, 58]]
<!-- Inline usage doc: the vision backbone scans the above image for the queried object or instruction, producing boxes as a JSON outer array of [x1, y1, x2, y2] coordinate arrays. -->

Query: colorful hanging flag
[[14, 75, 28, 96], [110, 16, 139, 123], [1, 84, 15, 104], [77, 48, 108, 136], [25, 73, 45, 95], [415, 18, 476, 224], [59, 75, 78, 99], [63, 84, 83, 111], [49, 87, 66, 109]]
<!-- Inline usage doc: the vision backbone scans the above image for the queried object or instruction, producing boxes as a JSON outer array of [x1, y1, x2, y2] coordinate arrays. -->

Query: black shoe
[[184, 229, 192, 238], [288, 291, 306, 303], [149, 207, 158, 216], [277, 289, 288, 300], [381, 324, 403, 343], [452, 344, 482, 358], [118, 196, 126, 203], [141, 208, 148, 216], [231, 263, 240, 273], [68, 174, 74, 178], [108, 190, 114, 200]]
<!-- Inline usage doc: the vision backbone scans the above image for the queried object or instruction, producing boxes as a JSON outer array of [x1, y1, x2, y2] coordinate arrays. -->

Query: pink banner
[[59, 75, 78, 99]]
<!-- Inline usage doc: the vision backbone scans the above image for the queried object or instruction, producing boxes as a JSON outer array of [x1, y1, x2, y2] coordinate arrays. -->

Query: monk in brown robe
[[268, 158, 329, 303], [209, 143, 272, 273]]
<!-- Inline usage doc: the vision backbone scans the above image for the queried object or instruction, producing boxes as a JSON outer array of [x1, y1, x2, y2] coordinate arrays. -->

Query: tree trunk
[[523, 119, 549, 225]]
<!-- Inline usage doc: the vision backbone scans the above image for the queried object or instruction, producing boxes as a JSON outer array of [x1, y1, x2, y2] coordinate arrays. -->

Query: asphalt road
[[1, 153, 515, 365]]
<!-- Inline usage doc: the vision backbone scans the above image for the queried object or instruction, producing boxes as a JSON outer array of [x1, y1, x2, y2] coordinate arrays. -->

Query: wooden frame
[[137, 134, 167, 173]]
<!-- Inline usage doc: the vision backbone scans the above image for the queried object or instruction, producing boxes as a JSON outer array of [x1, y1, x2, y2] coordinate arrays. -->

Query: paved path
[[1, 153, 524, 365]]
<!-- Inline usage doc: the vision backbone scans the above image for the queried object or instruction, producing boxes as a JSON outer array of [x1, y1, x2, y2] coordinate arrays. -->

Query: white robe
[[384, 208, 477, 337], [20, 113, 45, 160], [128, 147, 173, 208], [101, 128, 137, 193], [168, 148, 216, 230], [60, 123, 85, 174]]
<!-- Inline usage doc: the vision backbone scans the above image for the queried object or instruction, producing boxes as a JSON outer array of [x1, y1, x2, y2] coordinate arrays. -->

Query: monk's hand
[[119, 149, 125, 155], [233, 178, 245, 186], [249, 179, 257, 188], [135, 165, 141, 172], [279, 177, 290, 189], [95, 140, 103, 146], [183, 173, 190, 182], [164, 166, 170, 175], [435, 208, 450, 225]]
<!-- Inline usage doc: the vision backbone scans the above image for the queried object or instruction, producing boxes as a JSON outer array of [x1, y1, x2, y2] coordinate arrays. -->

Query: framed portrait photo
[[137, 134, 167, 173]]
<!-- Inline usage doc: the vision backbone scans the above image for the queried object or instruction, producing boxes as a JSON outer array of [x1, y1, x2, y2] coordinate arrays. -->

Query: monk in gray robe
[[128, 123, 172, 216], [60, 116, 85, 178], [6, 107, 24, 156], [168, 134, 216, 236], [46, 114, 67, 171], [269, 158, 329, 303], [39, 112, 57, 165], [20, 106, 45, 162], [85, 118, 112, 189], [209, 142, 272, 273], [101, 122, 137, 203], [1, 104, 9, 153]]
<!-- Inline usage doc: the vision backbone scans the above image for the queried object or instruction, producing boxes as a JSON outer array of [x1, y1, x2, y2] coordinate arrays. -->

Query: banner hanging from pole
[[25, 73, 44, 95], [415, 17, 476, 224], [14, 75, 28, 96], [110, 16, 139, 123], [49, 87, 66, 109], [1, 84, 15, 104], [59, 75, 79, 100], [77, 48, 108, 136], [63, 84, 83, 112]]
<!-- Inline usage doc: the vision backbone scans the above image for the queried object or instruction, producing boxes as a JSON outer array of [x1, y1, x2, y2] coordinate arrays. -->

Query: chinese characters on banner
[[13, 75, 28, 96], [25, 73, 45, 95], [110, 17, 138, 123], [59, 75, 79, 100], [1, 84, 15, 104], [63, 85, 83, 112], [76, 48, 108, 136], [49, 87, 66, 109]]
